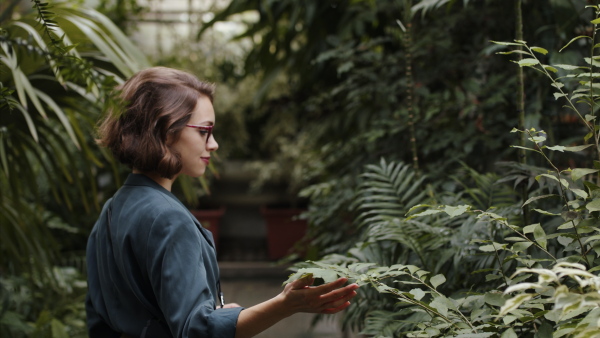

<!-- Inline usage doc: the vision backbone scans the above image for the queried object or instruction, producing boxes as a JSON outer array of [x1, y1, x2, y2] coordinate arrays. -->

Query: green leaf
[[512, 242, 533, 252], [554, 92, 568, 100], [587, 198, 600, 212], [546, 145, 565, 152], [518, 58, 540, 66], [558, 222, 575, 230], [406, 204, 433, 214], [572, 168, 599, 181], [34, 89, 80, 148], [527, 223, 547, 249], [408, 209, 443, 219], [570, 188, 588, 199], [480, 243, 506, 252], [583, 181, 600, 192], [491, 40, 524, 46], [528, 135, 547, 143], [522, 194, 558, 207], [429, 296, 449, 317], [499, 294, 533, 316], [486, 274, 503, 281], [592, 18, 600, 24], [560, 36, 592, 52], [564, 144, 594, 152], [348, 263, 377, 273], [484, 292, 507, 306], [497, 50, 531, 56], [409, 288, 425, 300], [531, 47, 548, 55], [501, 328, 518, 338], [430, 274, 446, 289], [553, 64, 584, 70], [283, 268, 339, 285], [533, 208, 560, 216], [536, 174, 559, 182], [443, 205, 470, 218], [511, 145, 538, 152]]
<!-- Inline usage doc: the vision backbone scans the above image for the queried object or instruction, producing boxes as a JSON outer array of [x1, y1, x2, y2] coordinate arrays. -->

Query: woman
[[86, 67, 359, 338]]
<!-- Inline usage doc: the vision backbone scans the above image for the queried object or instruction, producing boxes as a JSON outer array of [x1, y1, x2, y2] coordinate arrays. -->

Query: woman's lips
[[201, 157, 210, 164]]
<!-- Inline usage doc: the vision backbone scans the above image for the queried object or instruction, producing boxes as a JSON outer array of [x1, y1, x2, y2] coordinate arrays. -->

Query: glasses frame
[[185, 124, 214, 142]]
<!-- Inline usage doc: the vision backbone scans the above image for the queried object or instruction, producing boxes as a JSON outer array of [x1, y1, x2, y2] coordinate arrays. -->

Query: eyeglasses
[[185, 124, 213, 142]]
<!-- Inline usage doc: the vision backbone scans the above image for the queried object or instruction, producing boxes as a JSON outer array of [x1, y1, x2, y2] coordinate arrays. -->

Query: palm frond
[[0, 0, 149, 283]]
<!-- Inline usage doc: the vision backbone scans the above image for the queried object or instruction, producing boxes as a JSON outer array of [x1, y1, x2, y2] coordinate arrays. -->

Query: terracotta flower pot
[[260, 206, 307, 260]]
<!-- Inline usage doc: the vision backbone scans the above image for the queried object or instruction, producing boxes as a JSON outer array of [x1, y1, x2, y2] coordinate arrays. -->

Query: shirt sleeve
[[145, 208, 243, 338]]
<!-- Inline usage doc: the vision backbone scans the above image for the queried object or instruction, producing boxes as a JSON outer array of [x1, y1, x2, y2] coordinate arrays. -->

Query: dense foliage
[[207, 0, 600, 336], [0, 0, 149, 335], [1, 0, 598, 336]]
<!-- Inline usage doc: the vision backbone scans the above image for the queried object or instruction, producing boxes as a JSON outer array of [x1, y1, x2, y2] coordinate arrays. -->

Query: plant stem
[[411, 275, 476, 331], [524, 130, 590, 266], [492, 241, 510, 285], [403, 0, 420, 175], [515, 0, 530, 227], [372, 280, 461, 329], [486, 213, 557, 261], [592, 9, 600, 183]]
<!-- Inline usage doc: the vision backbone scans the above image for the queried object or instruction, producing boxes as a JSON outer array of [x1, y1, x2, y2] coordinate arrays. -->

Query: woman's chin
[[189, 169, 206, 178]]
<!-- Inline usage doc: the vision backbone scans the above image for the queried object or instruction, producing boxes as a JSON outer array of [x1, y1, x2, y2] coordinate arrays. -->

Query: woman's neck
[[132, 169, 176, 191]]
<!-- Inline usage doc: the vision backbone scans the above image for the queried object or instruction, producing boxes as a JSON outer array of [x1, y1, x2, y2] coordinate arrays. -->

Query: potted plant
[[260, 205, 307, 260]]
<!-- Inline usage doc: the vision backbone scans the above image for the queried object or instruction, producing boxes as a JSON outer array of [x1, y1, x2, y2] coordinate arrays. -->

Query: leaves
[[587, 198, 600, 212], [430, 274, 446, 289], [517, 58, 540, 67], [522, 194, 558, 207], [572, 168, 599, 181], [443, 205, 471, 218], [498, 294, 533, 316]]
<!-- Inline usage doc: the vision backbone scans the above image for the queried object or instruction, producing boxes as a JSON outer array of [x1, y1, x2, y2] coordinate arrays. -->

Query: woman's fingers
[[321, 301, 351, 314], [317, 283, 359, 303], [320, 289, 358, 311], [281, 276, 360, 314], [289, 275, 315, 290], [313, 277, 348, 293]]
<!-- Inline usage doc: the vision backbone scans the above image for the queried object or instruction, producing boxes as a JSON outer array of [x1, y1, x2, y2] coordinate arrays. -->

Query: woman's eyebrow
[[190, 121, 214, 126]]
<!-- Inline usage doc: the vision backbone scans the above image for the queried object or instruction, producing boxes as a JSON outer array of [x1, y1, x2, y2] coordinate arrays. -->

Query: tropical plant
[[199, 0, 594, 225], [0, 0, 149, 335], [285, 3, 600, 336]]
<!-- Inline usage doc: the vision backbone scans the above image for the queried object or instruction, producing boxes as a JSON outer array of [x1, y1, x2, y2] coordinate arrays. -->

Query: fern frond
[[353, 159, 429, 227], [32, 0, 62, 49]]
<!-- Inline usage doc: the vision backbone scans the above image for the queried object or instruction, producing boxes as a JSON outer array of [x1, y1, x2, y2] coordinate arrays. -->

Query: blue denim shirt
[[86, 174, 242, 337]]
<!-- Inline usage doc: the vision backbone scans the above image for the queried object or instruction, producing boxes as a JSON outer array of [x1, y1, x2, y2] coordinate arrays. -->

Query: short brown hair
[[97, 67, 215, 178]]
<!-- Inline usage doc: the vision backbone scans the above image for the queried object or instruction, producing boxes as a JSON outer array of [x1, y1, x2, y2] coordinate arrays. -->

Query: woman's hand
[[234, 275, 359, 338], [278, 276, 359, 314]]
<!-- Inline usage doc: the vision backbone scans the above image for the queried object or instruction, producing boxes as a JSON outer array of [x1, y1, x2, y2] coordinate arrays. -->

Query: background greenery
[[1, 0, 598, 337]]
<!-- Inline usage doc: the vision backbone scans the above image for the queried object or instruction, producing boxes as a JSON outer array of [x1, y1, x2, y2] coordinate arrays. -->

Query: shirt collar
[[124, 173, 180, 202]]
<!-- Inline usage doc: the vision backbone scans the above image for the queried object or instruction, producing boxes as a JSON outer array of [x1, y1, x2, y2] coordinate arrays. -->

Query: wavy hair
[[97, 67, 215, 178]]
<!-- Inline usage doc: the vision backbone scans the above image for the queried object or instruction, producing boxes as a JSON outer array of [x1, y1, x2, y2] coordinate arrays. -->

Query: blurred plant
[[95, 0, 146, 33], [0, 0, 149, 335]]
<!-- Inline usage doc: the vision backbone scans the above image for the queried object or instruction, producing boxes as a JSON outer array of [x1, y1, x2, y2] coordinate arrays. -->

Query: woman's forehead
[[189, 96, 215, 124]]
